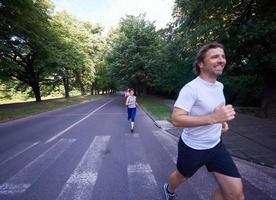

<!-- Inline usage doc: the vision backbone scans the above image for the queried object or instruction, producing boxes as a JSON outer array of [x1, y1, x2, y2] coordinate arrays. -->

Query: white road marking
[[93, 113, 144, 115], [93, 112, 126, 115], [56, 136, 111, 200], [43, 114, 87, 117], [125, 133, 139, 137], [127, 162, 159, 196], [126, 134, 161, 200], [0, 142, 39, 166], [153, 130, 178, 163], [0, 139, 75, 195], [45, 100, 113, 143]]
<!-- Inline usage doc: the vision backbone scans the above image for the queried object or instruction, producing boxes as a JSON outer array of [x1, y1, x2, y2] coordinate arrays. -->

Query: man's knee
[[223, 188, 244, 200], [173, 169, 187, 182]]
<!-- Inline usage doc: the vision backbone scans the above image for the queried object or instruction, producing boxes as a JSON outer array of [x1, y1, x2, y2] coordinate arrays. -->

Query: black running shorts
[[176, 138, 241, 178]]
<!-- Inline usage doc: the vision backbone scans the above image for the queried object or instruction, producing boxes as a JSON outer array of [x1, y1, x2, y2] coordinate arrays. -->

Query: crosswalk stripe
[[126, 133, 162, 200], [127, 163, 160, 199], [0, 139, 75, 195], [56, 136, 111, 200], [153, 130, 178, 163], [0, 142, 39, 166]]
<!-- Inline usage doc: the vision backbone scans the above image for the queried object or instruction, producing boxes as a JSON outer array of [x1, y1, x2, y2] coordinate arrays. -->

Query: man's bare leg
[[212, 172, 244, 200], [211, 189, 224, 200], [167, 169, 188, 193]]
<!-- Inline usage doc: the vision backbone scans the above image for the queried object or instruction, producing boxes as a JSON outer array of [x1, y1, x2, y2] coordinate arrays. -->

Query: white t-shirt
[[127, 96, 136, 108], [174, 76, 225, 150]]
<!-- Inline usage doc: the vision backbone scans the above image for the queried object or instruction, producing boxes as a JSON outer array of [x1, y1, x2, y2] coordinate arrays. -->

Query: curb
[[139, 105, 162, 129]]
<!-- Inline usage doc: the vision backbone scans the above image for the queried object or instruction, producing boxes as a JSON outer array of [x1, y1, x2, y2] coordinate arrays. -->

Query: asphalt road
[[0, 95, 275, 200]]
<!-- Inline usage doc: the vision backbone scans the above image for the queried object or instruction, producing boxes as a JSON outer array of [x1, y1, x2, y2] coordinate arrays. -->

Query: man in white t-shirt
[[163, 43, 244, 200]]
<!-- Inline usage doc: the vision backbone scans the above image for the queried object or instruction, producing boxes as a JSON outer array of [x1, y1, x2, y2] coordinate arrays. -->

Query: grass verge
[[139, 97, 172, 121], [0, 95, 105, 122]]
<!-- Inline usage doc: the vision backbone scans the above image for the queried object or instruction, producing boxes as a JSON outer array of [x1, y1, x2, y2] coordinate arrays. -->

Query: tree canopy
[[165, 0, 276, 117], [0, 0, 108, 100], [1, 0, 275, 117], [106, 14, 164, 95]]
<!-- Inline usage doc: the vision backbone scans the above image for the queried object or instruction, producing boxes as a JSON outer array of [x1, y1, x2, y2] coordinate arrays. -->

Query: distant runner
[[125, 89, 138, 133]]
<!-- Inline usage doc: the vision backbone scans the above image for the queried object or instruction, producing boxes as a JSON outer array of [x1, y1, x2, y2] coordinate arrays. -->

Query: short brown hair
[[193, 42, 224, 75]]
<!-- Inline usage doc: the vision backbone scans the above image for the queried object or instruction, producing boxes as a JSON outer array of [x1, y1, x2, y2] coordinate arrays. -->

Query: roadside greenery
[[163, 0, 276, 117], [1, 0, 275, 118], [0, 0, 114, 102], [139, 97, 172, 121], [106, 14, 164, 95], [106, 1, 276, 118], [0, 95, 105, 121]]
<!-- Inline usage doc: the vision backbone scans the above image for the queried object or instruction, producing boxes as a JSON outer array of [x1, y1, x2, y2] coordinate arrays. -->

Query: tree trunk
[[31, 81, 41, 102], [90, 85, 94, 95], [75, 72, 86, 96], [25, 61, 41, 102], [63, 77, 70, 98], [80, 83, 85, 96]]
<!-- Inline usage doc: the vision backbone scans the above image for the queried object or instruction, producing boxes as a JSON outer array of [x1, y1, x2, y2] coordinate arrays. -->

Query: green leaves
[[0, 0, 55, 101], [167, 0, 276, 116], [1, 0, 275, 116], [0, 1, 105, 100], [106, 14, 163, 95]]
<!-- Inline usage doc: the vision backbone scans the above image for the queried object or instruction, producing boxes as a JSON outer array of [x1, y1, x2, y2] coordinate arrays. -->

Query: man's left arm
[[221, 122, 229, 133]]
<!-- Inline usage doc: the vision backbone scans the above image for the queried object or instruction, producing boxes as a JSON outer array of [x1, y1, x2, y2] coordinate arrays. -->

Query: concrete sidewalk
[[154, 98, 276, 168]]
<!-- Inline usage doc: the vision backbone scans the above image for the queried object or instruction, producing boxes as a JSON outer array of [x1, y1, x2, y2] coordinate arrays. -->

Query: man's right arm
[[171, 105, 236, 127]]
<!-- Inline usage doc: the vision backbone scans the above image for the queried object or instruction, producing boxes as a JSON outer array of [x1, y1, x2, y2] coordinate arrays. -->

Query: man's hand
[[221, 122, 229, 133], [210, 103, 236, 124]]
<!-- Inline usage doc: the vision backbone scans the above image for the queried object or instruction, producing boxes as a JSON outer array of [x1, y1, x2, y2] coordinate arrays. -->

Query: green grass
[[0, 90, 81, 104], [0, 95, 105, 122], [139, 97, 172, 121]]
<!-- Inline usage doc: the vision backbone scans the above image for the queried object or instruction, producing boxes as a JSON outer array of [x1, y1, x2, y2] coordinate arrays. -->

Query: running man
[[125, 89, 138, 133], [163, 42, 244, 200]]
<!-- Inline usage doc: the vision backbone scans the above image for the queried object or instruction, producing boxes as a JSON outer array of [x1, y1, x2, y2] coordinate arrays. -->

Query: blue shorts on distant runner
[[128, 107, 136, 122]]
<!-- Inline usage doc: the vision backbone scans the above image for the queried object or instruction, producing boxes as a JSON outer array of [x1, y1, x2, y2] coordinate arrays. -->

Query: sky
[[51, 0, 175, 33]]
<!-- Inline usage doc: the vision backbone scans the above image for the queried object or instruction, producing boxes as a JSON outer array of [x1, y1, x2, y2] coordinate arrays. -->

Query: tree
[[91, 30, 116, 95], [106, 14, 163, 95], [49, 11, 102, 97], [165, 0, 276, 116], [0, 0, 55, 101], [155, 28, 195, 98]]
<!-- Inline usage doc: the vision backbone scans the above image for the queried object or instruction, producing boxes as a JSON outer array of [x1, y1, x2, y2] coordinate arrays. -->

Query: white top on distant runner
[[127, 96, 137, 108], [174, 76, 225, 150]]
